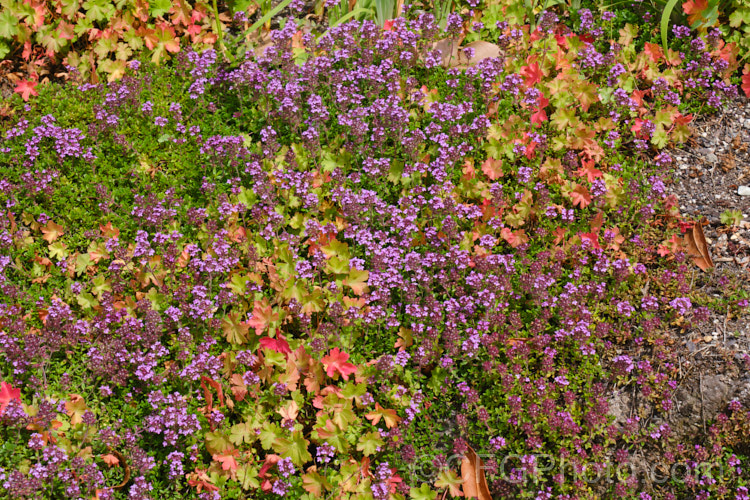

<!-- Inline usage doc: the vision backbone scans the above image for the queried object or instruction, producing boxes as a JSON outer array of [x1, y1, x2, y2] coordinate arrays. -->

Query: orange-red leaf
[[481, 157, 503, 180], [41, 221, 64, 243], [14, 79, 38, 101], [570, 184, 592, 208], [247, 300, 278, 335], [101, 454, 120, 467], [0, 382, 21, 416], [321, 348, 357, 381], [364, 403, 401, 429]]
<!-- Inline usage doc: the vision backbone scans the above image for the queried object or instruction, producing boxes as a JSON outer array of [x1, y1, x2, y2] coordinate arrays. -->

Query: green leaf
[[75, 253, 92, 275], [150, 0, 172, 17], [145, 287, 167, 311], [356, 431, 384, 456], [205, 431, 233, 455], [651, 126, 669, 149], [276, 431, 312, 466], [0, 11, 19, 38], [242, 0, 295, 38], [93, 37, 116, 59], [720, 209, 743, 226], [325, 256, 349, 275], [91, 275, 112, 299], [0, 41, 9, 59], [229, 422, 256, 445], [238, 187, 257, 208], [60, 0, 81, 17], [48, 242, 69, 261], [82, 0, 115, 22], [260, 422, 282, 450], [341, 382, 367, 400], [123, 30, 144, 51], [660, 0, 682, 55], [76, 292, 99, 310], [237, 464, 260, 490], [410, 483, 438, 500], [729, 9, 750, 28]]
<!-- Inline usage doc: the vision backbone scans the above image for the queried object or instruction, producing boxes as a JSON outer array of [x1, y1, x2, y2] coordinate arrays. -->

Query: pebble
[[738, 185, 750, 196]]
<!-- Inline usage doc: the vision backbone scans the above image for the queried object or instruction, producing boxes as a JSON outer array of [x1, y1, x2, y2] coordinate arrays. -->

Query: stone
[[738, 185, 750, 196]]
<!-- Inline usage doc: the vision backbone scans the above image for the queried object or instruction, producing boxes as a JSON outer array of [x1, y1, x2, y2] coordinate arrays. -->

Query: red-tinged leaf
[[631, 89, 648, 108], [221, 311, 251, 345], [364, 403, 401, 428], [673, 112, 693, 127], [99, 221, 120, 239], [481, 157, 503, 180], [21, 41, 32, 61], [0, 382, 21, 416], [213, 450, 239, 471], [570, 184, 592, 208], [500, 227, 529, 248], [321, 348, 357, 381], [643, 42, 663, 63], [578, 232, 601, 250], [742, 65, 750, 98], [65, 394, 88, 425], [395, 327, 413, 351], [552, 227, 566, 246], [657, 245, 671, 257], [14, 79, 38, 101], [57, 21, 75, 40], [247, 300, 278, 335], [230, 373, 248, 401], [531, 107, 547, 127], [576, 159, 603, 182], [101, 454, 120, 467], [187, 469, 219, 493], [201, 376, 225, 411], [683, 0, 707, 15], [303, 469, 332, 496], [170, 0, 192, 26], [259, 334, 291, 355], [520, 62, 542, 88], [343, 269, 369, 296], [41, 221, 64, 243]]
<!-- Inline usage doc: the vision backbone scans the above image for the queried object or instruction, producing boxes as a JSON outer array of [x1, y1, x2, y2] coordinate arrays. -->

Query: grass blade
[[243, 0, 296, 38], [660, 0, 682, 55]]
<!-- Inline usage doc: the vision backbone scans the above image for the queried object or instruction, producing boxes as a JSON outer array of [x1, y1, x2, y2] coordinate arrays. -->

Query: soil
[[607, 96, 750, 475]]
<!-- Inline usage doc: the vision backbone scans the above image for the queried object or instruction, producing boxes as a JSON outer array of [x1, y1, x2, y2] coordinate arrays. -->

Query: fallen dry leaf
[[683, 219, 714, 271], [460, 446, 491, 500]]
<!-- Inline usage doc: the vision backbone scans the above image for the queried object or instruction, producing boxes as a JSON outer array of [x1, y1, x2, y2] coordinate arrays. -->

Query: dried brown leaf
[[683, 220, 713, 271], [460, 446, 491, 500]]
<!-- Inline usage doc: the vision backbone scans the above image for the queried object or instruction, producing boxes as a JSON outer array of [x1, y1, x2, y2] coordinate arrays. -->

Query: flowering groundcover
[[1, 6, 750, 500]]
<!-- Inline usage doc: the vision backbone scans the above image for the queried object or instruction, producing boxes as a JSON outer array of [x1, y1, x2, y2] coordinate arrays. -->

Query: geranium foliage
[[0, 3, 749, 500]]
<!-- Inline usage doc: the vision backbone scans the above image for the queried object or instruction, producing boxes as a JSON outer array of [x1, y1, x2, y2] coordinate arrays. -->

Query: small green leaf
[[410, 483, 438, 500], [76, 292, 99, 310], [720, 209, 743, 227], [0, 11, 19, 38], [48, 242, 69, 261], [356, 431, 384, 456], [229, 422, 256, 445], [260, 422, 282, 450], [237, 464, 260, 490], [276, 431, 312, 466], [91, 275, 112, 299], [150, 0, 172, 17], [75, 253, 92, 275]]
